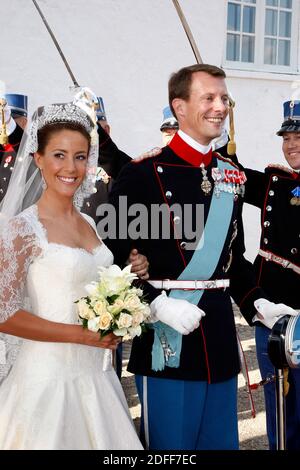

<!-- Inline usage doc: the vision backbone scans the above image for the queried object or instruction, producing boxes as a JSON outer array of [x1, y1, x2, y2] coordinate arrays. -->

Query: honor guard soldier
[[82, 96, 131, 223], [0, 94, 27, 203], [238, 100, 300, 450], [160, 106, 178, 146], [106, 64, 296, 450]]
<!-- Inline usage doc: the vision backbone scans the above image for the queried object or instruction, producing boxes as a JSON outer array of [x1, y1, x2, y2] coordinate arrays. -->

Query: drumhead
[[285, 314, 300, 368], [268, 315, 290, 369]]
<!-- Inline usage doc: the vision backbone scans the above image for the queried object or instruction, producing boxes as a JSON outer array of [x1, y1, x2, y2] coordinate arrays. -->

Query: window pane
[[246, 0, 256, 3], [280, 0, 292, 8], [242, 35, 255, 62], [266, 0, 278, 5], [227, 3, 241, 31], [243, 6, 256, 33], [226, 33, 240, 60], [278, 39, 290, 65], [279, 11, 291, 37], [264, 38, 277, 64], [265, 9, 278, 36]]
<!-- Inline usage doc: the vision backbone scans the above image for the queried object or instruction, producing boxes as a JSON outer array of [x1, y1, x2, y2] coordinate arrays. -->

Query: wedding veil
[[0, 95, 99, 233]]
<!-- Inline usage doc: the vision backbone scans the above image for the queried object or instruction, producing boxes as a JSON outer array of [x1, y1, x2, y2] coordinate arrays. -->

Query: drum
[[268, 314, 300, 369]]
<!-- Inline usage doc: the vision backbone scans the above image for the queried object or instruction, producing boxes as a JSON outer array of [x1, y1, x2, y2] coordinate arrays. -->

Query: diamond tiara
[[37, 103, 93, 133]]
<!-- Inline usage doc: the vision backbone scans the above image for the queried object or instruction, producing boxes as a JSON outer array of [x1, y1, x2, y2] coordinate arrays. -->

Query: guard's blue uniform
[[242, 165, 300, 450]]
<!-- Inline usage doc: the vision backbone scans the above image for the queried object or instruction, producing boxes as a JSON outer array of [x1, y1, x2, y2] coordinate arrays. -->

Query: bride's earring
[[39, 168, 47, 190]]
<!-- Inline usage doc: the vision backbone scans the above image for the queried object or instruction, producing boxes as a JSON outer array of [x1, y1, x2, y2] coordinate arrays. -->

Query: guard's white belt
[[259, 249, 300, 275], [148, 279, 230, 290]]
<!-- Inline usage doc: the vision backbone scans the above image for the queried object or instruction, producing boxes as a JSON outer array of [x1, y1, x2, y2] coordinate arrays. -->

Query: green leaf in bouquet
[[99, 328, 113, 339], [107, 294, 120, 305], [141, 323, 150, 334], [121, 309, 131, 315]]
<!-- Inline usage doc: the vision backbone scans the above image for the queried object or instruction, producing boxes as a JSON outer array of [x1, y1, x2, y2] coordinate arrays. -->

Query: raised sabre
[[171, 0, 236, 154], [31, 0, 80, 88], [171, 0, 203, 64]]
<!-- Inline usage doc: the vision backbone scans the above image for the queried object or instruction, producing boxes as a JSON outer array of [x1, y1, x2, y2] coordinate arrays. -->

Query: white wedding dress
[[0, 205, 143, 450]]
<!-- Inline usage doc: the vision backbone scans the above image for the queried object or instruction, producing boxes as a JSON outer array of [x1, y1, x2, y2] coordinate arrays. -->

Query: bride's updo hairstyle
[[37, 122, 91, 155]]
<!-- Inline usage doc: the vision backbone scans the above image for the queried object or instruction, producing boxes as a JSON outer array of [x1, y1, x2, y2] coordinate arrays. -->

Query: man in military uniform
[[0, 94, 27, 203], [237, 100, 300, 449], [106, 64, 296, 450], [82, 96, 131, 225]]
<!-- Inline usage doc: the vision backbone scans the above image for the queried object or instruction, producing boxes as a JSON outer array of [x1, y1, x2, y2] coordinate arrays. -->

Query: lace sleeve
[[0, 215, 42, 323]]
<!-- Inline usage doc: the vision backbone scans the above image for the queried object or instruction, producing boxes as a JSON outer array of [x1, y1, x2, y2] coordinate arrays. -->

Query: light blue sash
[[151, 159, 235, 371]]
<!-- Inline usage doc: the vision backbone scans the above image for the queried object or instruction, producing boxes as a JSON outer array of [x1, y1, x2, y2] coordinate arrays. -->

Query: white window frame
[[223, 0, 300, 74]]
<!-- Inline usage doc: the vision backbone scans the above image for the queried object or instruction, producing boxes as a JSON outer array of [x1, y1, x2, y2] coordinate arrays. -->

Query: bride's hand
[[128, 248, 149, 280], [78, 328, 121, 350]]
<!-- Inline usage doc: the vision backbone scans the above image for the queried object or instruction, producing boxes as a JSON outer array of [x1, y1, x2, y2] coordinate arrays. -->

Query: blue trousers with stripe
[[135, 375, 238, 450]]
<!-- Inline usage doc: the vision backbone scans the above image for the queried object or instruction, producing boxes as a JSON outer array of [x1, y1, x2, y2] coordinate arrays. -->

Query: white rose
[[129, 287, 143, 297], [87, 316, 101, 332], [131, 310, 145, 327], [84, 282, 98, 297], [93, 299, 108, 316], [141, 303, 151, 319], [117, 313, 132, 329], [107, 298, 125, 315], [124, 294, 142, 312], [114, 328, 128, 337], [78, 299, 95, 320], [128, 325, 142, 338], [98, 312, 113, 330], [135, 288, 144, 297]]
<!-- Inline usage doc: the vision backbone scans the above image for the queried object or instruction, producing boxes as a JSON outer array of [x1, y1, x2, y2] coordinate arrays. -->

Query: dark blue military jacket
[[240, 165, 300, 313], [82, 125, 131, 221], [107, 137, 265, 382]]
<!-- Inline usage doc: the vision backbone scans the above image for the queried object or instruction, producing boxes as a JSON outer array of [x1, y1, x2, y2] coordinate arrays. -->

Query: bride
[[0, 101, 143, 450]]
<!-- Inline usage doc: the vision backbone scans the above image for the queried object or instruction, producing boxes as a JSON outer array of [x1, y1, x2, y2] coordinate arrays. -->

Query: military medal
[[290, 186, 300, 206], [212, 167, 222, 197], [222, 168, 247, 197], [4, 155, 13, 168], [200, 163, 212, 195]]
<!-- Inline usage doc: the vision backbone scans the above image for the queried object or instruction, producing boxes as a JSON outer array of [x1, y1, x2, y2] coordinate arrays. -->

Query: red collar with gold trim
[[168, 132, 212, 167]]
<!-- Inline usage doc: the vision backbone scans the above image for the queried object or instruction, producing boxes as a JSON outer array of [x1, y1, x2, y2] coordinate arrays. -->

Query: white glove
[[150, 292, 206, 335], [0, 97, 16, 136], [253, 298, 298, 330]]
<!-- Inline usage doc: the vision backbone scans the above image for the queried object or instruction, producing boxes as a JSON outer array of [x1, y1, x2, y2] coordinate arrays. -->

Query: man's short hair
[[168, 64, 226, 117]]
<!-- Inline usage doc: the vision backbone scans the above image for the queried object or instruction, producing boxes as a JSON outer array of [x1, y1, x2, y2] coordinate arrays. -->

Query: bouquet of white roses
[[76, 264, 151, 340]]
